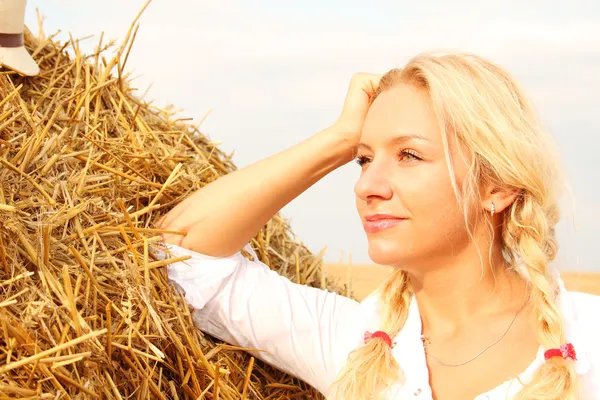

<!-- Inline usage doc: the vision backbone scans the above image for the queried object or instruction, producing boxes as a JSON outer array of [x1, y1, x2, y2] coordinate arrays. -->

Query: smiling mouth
[[363, 218, 407, 233]]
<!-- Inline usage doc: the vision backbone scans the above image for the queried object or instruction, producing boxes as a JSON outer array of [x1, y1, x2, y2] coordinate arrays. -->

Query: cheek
[[396, 162, 456, 208], [394, 163, 466, 232]]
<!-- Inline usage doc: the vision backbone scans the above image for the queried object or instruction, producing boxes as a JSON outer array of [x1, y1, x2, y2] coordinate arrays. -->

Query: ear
[[481, 184, 519, 215]]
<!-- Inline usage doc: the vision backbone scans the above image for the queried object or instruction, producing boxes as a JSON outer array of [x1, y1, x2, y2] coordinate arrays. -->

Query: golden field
[[323, 264, 600, 301]]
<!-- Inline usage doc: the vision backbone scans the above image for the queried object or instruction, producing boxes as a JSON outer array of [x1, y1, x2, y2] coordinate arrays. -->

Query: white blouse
[[162, 243, 600, 399]]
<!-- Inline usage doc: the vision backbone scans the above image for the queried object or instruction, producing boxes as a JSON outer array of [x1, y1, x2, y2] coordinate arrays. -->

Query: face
[[354, 83, 473, 268]]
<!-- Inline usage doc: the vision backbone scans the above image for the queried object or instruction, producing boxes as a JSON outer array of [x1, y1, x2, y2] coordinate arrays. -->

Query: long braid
[[328, 270, 412, 399], [504, 196, 580, 399]]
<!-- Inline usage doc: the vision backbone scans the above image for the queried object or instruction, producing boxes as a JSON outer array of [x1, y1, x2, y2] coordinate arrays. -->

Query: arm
[[159, 130, 354, 257], [158, 73, 382, 258], [165, 245, 367, 396], [159, 73, 383, 393]]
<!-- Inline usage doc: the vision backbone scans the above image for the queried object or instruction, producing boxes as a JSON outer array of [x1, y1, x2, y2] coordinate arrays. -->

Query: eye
[[398, 149, 423, 162], [355, 154, 372, 167]]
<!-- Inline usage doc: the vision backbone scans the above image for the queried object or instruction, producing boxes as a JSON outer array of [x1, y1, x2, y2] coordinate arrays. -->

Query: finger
[[354, 73, 384, 95], [364, 73, 384, 85], [364, 75, 384, 100]]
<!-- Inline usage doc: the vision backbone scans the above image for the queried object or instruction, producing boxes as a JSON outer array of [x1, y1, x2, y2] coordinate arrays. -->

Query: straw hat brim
[[0, 46, 39, 76]]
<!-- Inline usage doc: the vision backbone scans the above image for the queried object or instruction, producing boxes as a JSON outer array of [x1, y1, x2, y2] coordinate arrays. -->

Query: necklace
[[420, 299, 529, 367]]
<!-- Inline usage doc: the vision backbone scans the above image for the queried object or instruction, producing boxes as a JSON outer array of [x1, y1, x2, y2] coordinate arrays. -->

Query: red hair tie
[[364, 331, 394, 348], [544, 343, 577, 361]]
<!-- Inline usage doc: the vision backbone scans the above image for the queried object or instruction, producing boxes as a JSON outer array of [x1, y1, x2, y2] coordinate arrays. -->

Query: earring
[[490, 202, 495, 217]]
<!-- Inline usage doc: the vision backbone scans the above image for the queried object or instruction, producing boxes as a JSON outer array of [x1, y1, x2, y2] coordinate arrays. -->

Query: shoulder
[[558, 290, 600, 397], [566, 290, 600, 322], [562, 290, 600, 339]]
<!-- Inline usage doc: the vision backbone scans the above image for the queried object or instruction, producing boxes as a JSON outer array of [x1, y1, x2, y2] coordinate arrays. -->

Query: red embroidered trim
[[544, 343, 577, 361], [364, 331, 393, 348]]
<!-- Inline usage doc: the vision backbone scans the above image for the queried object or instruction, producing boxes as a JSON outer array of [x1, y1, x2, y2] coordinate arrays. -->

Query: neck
[[409, 242, 528, 334]]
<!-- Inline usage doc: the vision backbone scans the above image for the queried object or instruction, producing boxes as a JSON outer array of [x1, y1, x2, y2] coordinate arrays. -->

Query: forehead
[[361, 84, 441, 144]]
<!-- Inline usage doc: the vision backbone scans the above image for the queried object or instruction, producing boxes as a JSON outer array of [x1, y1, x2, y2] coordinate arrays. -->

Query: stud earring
[[490, 202, 495, 217]]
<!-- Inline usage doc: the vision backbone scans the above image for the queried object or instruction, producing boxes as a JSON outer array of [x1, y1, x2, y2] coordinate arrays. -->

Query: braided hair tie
[[364, 331, 394, 348], [544, 343, 577, 361]]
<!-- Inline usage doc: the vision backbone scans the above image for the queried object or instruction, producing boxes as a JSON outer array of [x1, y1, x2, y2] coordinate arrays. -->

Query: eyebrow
[[357, 134, 431, 151]]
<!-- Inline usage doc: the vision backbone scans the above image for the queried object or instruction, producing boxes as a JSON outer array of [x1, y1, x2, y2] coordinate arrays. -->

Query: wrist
[[314, 128, 357, 167]]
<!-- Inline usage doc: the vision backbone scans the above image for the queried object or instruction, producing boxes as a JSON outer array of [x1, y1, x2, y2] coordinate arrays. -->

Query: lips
[[363, 214, 407, 233]]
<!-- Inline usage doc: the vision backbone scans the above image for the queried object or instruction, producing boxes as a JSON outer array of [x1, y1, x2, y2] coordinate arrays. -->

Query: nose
[[354, 159, 394, 203]]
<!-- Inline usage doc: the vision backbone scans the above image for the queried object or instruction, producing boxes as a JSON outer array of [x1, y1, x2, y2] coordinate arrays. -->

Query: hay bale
[[0, 15, 349, 400]]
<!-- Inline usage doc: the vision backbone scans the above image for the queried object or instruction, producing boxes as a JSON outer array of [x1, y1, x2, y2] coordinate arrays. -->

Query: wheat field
[[323, 264, 600, 301]]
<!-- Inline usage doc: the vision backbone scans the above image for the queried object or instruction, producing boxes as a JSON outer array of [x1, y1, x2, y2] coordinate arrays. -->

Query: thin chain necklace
[[420, 298, 529, 367]]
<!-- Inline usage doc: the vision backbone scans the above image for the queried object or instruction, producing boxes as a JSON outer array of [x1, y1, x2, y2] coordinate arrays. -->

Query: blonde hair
[[329, 52, 580, 399]]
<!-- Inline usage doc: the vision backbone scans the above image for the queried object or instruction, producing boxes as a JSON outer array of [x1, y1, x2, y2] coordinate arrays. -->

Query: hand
[[330, 73, 383, 147]]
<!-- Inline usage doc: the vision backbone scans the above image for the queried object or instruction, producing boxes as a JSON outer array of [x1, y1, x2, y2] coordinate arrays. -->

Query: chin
[[367, 238, 410, 266]]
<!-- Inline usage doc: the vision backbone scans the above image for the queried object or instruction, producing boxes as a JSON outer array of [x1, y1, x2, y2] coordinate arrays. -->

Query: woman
[[158, 52, 599, 399]]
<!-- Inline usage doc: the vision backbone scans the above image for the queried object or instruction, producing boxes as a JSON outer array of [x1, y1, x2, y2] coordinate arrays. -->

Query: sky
[[24, 0, 600, 270]]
